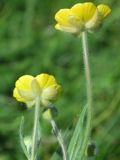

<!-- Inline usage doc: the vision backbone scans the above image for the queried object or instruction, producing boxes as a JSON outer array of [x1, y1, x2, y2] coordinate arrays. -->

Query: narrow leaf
[[68, 105, 87, 160], [19, 116, 30, 159]]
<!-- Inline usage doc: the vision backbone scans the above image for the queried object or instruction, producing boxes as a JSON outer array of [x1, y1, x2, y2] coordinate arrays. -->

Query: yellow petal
[[71, 3, 83, 20], [85, 10, 99, 29], [55, 7, 83, 34], [36, 74, 57, 88], [55, 23, 79, 33], [82, 2, 97, 23], [97, 4, 111, 18], [15, 75, 34, 91], [31, 79, 41, 94], [18, 89, 35, 101], [55, 9, 72, 26], [46, 76, 58, 87], [42, 85, 61, 100], [36, 74, 49, 88], [13, 88, 35, 108], [41, 85, 61, 107], [13, 88, 26, 102], [42, 86, 58, 100], [13, 75, 36, 105]]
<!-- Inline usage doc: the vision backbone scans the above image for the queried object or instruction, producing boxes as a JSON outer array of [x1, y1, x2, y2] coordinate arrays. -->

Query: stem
[[51, 119, 68, 160], [31, 97, 40, 160], [79, 32, 92, 159]]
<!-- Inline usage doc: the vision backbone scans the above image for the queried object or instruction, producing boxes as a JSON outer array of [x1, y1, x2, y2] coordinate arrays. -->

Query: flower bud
[[42, 108, 52, 121]]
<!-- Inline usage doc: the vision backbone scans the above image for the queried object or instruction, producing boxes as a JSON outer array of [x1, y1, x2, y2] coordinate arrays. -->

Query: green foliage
[[0, 0, 120, 160], [19, 117, 30, 159], [68, 105, 87, 160]]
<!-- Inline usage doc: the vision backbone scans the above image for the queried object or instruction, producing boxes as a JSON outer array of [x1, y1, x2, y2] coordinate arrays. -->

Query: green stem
[[79, 31, 92, 159], [51, 119, 68, 160], [31, 97, 40, 160]]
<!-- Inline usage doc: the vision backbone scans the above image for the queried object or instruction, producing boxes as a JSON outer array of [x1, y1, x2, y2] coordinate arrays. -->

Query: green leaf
[[68, 105, 87, 160], [19, 116, 30, 159]]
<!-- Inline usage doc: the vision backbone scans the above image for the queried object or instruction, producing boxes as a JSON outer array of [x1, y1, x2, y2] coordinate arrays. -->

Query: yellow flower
[[13, 74, 61, 107], [55, 2, 111, 35]]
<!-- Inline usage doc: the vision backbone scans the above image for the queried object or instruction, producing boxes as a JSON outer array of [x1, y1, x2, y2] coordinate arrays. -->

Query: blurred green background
[[0, 0, 120, 159]]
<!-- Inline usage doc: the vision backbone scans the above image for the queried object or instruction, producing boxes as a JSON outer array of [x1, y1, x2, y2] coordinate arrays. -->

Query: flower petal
[[13, 88, 26, 102], [15, 75, 34, 91], [36, 74, 49, 88], [85, 10, 99, 29], [45, 76, 58, 87], [82, 2, 97, 23], [55, 23, 78, 33], [36, 74, 57, 88], [31, 79, 41, 94], [97, 4, 111, 18], [55, 9, 72, 26], [13, 75, 34, 103], [55, 6, 83, 34], [18, 89, 36, 101], [41, 85, 61, 106], [71, 3, 83, 20], [42, 86, 58, 100]]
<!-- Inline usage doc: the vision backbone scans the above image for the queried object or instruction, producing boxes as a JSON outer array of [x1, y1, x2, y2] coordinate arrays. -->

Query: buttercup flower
[[55, 2, 111, 35], [13, 74, 61, 107]]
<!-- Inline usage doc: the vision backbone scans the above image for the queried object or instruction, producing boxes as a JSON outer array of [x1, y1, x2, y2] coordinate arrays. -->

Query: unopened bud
[[42, 108, 52, 121]]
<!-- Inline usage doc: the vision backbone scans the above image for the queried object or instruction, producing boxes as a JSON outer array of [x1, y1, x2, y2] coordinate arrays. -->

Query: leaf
[[19, 116, 30, 159], [68, 105, 87, 160]]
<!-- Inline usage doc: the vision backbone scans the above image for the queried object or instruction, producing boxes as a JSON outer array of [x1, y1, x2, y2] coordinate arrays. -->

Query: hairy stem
[[79, 31, 92, 159], [31, 97, 40, 160], [51, 119, 68, 160]]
